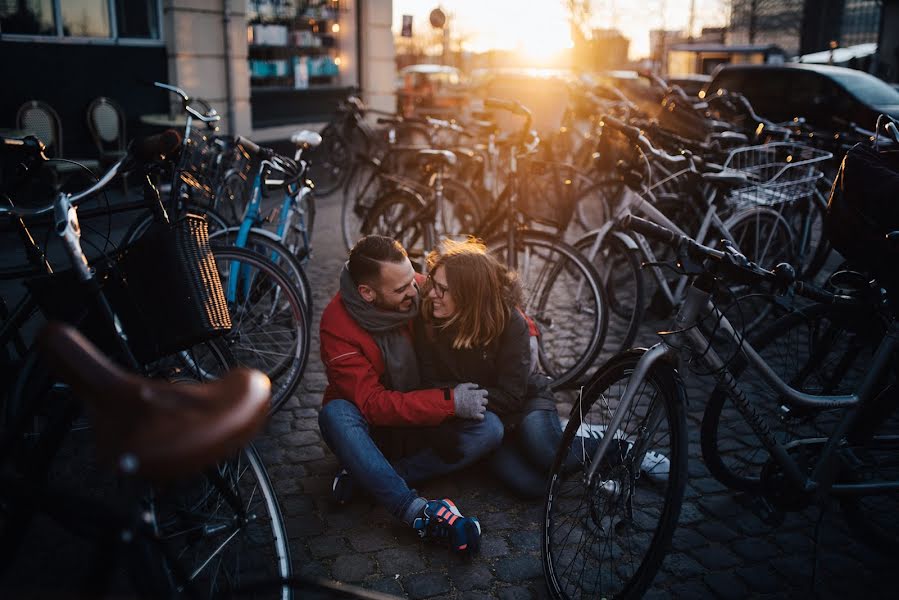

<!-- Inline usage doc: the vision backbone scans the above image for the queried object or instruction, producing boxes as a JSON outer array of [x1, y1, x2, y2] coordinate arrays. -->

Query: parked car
[[396, 64, 468, 118], [702, 63, 899, 131]]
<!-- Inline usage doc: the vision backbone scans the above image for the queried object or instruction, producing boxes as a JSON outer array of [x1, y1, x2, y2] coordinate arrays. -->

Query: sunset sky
[[392, 0, 729, 61]]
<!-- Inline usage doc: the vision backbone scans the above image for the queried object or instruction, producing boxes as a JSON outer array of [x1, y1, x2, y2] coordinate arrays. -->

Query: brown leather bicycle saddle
[[38, 322, 270, 485]]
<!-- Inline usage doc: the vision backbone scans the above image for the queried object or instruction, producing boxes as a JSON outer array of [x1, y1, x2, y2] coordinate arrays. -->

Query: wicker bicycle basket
[[722, 142, 832, 208], [172, 130, 255, 211], [27, 213, 232, 364], [518, 157, 581, 231]]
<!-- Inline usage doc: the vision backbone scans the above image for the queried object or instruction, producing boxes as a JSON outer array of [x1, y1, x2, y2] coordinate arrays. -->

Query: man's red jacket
[[319, 291, 455, 426]]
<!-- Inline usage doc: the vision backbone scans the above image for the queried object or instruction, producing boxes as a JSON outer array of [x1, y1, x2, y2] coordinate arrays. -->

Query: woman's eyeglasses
[[427, 274, 449, 299]]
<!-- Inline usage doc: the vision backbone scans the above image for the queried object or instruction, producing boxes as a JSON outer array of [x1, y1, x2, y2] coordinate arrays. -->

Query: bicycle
[[542, 214, 899, 599], [0, 134, 293, 597], [361, 98, 609, 391]]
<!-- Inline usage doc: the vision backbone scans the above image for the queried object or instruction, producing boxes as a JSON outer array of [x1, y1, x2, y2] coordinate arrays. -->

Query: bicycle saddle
[[416, 149, 457, 167], [38, 322, 270, 485], [291, 130, 322, 149], [701, 169, 749, 187]]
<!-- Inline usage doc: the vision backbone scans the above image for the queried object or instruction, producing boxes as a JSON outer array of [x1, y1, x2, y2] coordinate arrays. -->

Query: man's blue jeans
[[318, 399, 504, 523]]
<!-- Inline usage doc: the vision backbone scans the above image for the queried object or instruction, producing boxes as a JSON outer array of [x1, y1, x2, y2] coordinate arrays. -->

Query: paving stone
[[377, 546, 425, 576], [671, 527, 707, 551], [479, 535, 510, 559], [676, 502, 705, 525], [294, 407, 319, 418], [691, 477, 728, 494], [286, 514, 325, 538], [298, 559, 330, 580], [332, 554, 375, 582], [689, 544, 742, 570], [459, 592, 492, 600], [285, 443, 325, 462], [731, 538, 780, 562], [308, 534, 348, 558], [280, 494, 315, 517], [669, 581, 711, 598], [735, 565, 783, 594], [447, 563, 493, 591], [494, 556, 542, 583], [266, 419, 293, 435], [300, 393, 323, 408], [348, 528, 397, 553], [507, 530, 541, 554], [404, 572, 451, 599], [281, 429, 321, 446], [695, 520, 740, 543], [704, 572, 750, 600], [294, 417, 321, 432], [660, 552, 705, 579], [366, 577, 405, 597], [697, 495, 742, 519], [497, 585, 534, 600], [727, 512, 772, 536]]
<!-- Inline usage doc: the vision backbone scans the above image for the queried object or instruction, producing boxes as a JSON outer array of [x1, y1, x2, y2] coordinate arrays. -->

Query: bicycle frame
[[585, 279, 899, 500]]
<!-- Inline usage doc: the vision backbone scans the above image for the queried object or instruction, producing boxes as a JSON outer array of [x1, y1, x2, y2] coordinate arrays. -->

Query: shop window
[[61, 0, 110, 37], [247, 0, 343, 90], [1, 0, 160, 40], [114, 0, 159, 39], [0, 0, 55, 35]]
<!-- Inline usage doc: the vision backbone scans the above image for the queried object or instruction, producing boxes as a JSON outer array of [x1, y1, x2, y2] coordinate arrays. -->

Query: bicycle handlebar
[[600, 115, 690, 167], [154, 81, 221, 124], [0, 129, 182, 218], [484, 98, 534, 139]]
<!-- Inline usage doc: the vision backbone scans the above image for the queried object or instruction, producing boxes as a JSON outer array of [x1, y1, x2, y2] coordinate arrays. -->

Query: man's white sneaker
[[560, 418, 670, 482]]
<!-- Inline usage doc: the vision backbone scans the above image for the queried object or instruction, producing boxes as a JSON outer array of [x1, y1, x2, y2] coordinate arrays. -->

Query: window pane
[[0, 0, 55, 35], [116, 0, 159, 39], [61, 0, 110, 37]]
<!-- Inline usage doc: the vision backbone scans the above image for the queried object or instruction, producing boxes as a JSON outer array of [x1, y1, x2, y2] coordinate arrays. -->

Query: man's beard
[[373, 293, 415, 313]]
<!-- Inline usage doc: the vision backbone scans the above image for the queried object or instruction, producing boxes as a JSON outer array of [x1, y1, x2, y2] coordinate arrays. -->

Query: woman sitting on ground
[[415, 238, 577, 498]]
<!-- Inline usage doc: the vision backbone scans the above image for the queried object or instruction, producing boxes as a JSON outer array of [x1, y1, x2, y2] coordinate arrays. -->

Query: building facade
[[1, 0, 396, 155]]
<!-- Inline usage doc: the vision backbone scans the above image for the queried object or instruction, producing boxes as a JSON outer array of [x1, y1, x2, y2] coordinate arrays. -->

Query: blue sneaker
[[412, 499, 481, 555]]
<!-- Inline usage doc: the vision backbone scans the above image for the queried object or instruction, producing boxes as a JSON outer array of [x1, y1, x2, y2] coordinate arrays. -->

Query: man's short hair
[[347, 235, 409, 286]]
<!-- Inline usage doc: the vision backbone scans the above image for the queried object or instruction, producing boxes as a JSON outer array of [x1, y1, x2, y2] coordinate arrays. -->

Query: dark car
[[702, 63, 899, 131]]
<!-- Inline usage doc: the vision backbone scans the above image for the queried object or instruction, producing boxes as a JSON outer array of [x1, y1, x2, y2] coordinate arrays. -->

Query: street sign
[[429, 8, 446, 29], [401, 14, 412, 38]]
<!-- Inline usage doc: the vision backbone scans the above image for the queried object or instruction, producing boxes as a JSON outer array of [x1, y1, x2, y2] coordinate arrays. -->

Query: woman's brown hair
[[423, 238, 523, 349]]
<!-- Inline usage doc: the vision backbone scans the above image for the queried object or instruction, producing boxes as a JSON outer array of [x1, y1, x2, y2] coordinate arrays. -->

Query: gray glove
[[453, 382, 489, 421]]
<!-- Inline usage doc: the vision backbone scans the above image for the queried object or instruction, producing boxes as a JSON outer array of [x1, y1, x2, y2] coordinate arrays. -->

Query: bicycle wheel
[[341, 158, 386, 251], [307, 126, 352, 197], [570, 177, 616, 239], [152, 443, 292, 599], [209, 228, 313, 319], [211, 245, 309, 414], [785, 185, 830, 281], [488, 231, 607, 390], [575, 231, 644, 358], [361, 189, 435, 266], [123, 205, 230, 246], [701, 302, 885, 492], [840, 384, 899, 554], [719, 206, 795, 331], [543, 350, 688, 600], [437, 179, 482, 237]]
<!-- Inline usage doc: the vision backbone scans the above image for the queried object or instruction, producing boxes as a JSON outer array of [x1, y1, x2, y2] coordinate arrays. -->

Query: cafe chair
[[87, 96, 129, 192], [16, 99, 100, 178]]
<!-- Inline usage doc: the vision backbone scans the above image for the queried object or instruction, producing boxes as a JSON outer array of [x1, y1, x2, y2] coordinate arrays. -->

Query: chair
[[87, 96, 127, 168], [16, 100, 100, 178]]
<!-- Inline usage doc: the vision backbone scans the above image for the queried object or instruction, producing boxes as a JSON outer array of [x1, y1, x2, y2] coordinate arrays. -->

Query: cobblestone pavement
[[255, 192, 895, 599]]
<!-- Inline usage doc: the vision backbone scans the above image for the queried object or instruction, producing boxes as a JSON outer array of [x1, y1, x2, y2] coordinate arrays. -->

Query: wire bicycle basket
[[172, 130, 255, 211], [722, 142, 832, 208]]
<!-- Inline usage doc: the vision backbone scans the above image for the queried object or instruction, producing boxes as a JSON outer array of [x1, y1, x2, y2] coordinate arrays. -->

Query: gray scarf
[[339, 264, 421, 392]]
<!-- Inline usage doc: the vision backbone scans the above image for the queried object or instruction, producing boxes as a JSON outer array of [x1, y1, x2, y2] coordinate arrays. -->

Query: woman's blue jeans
[[318, 399, 504, 522]]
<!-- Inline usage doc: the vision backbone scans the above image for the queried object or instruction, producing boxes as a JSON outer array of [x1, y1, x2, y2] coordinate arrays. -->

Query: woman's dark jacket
[[415, 309, 553, 427]]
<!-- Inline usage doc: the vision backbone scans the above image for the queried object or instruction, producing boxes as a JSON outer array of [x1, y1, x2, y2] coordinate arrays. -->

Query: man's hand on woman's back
[[453, 382, 489, 420]]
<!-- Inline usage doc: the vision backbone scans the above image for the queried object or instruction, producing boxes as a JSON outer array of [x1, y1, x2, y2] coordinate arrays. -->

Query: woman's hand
[[453, 382, 489, 420]]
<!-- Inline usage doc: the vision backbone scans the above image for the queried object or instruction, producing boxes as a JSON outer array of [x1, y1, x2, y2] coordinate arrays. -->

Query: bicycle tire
[[701, 302, 885, 492], [152, 443, 293, 599], [437, 179, 482, 236], [209, 228, 313, 318], [574, 230, 645, 357], [360, 189, 435, 266], [487, 231, 607, 390], [341, 158, 385, 252], [840, 383, 899, 554], [122, 205, 230, 247], [543, 349, 688, 600], [308, 126, 352, 197], [210, 245, 310, 414]]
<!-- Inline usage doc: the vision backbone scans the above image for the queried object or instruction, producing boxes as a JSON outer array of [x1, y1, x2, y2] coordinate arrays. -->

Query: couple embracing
[[318, 235, 568, 556]]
